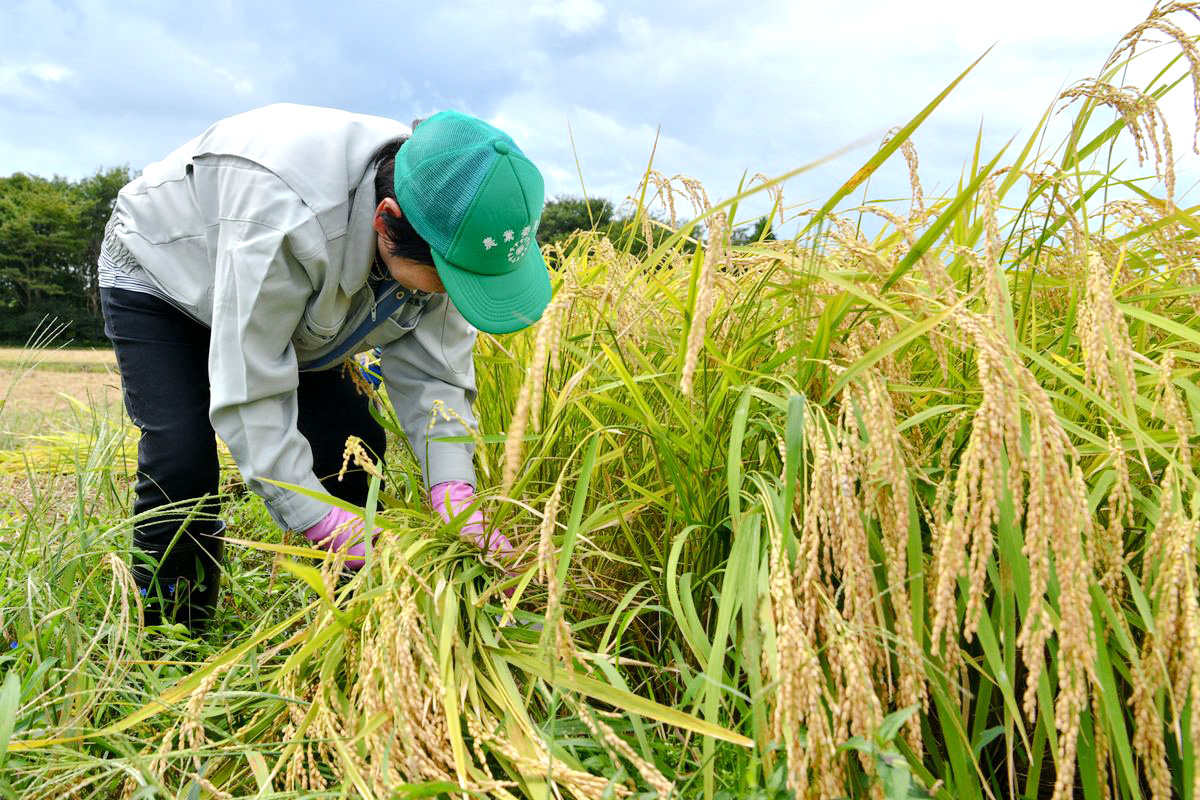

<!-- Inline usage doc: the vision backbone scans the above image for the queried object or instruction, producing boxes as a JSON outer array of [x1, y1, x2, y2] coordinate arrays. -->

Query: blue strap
[[298, 280, 411, 371]]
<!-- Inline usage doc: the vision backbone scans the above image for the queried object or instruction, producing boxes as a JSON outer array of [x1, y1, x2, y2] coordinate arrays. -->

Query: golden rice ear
[[1079, 250, 1137, 409], [926, 308, 1097, 800], [680, 212, 726, 396], [1107, 2, 1200, 156], [534, 473, 575, 665], [501, 288, 572, 492], [1128, 465, 1198, 800], [1153, 350, 1194, 469], [1095, 427, 1133, 600], [881, 127, 925, 221], [338, 435, 383, 482], [764, 431, 841, 799], [1058, 80, 1178, 209], [569, 694, 674, 798]]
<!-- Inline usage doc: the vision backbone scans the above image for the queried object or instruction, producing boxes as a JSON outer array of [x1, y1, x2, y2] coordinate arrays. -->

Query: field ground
[[0, 352, 130, 523], [0, 344, 123, 447], [0, 345, 117, 371], [0, 362, 124, 440]]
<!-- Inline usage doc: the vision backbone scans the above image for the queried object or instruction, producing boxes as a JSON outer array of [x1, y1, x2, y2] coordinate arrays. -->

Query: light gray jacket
[[110, 103, 477, 532]]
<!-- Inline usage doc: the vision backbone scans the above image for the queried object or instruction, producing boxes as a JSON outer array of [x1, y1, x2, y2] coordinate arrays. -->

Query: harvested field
[[0, 346, 116, 372], [0, 366, 122, 415], [0, 365, 125, 445]]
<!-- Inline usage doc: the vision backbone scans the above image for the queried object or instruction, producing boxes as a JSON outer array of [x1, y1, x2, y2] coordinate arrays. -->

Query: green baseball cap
[[394, 110, 552, 334]]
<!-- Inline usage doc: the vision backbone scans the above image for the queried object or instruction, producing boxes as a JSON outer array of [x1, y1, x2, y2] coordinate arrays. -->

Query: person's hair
[[371, 128, 435, 266]]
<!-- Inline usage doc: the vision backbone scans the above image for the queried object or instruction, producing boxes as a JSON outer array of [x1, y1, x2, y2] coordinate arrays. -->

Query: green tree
[[0, 173, 87, 312], [539, 195, 615, 246], [730, 215, 776, 245], [74, 166, 132, 313], [0, 167, 129, 343], [608, 206, 698, 257], [539, 194, 703, 258]]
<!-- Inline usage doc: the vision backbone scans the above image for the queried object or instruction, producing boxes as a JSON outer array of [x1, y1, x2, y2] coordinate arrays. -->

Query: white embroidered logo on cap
[[507, 228, 531, 263], [503, 229, 515, 242], [482, 236, 497, 250]]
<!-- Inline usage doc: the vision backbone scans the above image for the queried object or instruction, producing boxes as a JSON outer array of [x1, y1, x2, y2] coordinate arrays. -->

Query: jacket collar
[[340, 163, 380, 296]]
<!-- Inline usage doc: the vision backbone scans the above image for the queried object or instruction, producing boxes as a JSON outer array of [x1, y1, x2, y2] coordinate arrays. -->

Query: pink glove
[[303, 507, 379, 570], [430, 481, 514, 560]]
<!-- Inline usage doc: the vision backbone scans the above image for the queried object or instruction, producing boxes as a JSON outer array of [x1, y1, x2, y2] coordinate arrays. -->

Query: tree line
[[0, 170, 772, 346], [537, 194, 775, 251], [0, 168, 130, 344]]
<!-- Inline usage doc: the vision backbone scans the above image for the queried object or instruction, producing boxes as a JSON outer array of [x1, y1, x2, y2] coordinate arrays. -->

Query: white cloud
[[195, 58, 257, 99], [614, 13, 651, 44], [530, 0, 607, 34], [0, 61, 74, 97], [470, 0, 1200, 220], [28, 63, 72, 82], [2, 0, 1198, 211]]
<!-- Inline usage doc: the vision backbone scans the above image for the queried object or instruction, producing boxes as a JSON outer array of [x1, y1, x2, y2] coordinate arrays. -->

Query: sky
[[2, 0, 1198, 231]]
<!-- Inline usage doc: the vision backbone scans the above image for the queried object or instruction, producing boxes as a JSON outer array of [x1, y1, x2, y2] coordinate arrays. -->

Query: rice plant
[[3, 4, 1200, 798]]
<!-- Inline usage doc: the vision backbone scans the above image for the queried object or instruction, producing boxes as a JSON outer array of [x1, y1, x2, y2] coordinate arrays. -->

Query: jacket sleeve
[[379, 293, 479, 489], [206, 201, 331, 532]]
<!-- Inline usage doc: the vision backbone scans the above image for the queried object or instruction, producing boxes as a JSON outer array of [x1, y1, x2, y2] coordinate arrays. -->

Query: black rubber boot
[[132, 521, 225, 632]]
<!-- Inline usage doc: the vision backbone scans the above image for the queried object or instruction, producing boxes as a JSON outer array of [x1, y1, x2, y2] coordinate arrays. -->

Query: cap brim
[[432, 242, 552, 334]]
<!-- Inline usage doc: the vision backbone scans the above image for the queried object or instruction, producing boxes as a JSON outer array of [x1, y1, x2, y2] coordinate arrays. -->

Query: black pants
[[101, 288, 385, 621]]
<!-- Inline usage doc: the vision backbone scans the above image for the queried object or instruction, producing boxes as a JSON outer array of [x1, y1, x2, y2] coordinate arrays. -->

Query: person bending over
[[100, 104, 550, 629]]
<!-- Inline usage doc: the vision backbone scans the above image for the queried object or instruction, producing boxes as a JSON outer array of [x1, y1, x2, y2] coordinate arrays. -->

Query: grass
[[3, 6, 1200, 799]]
